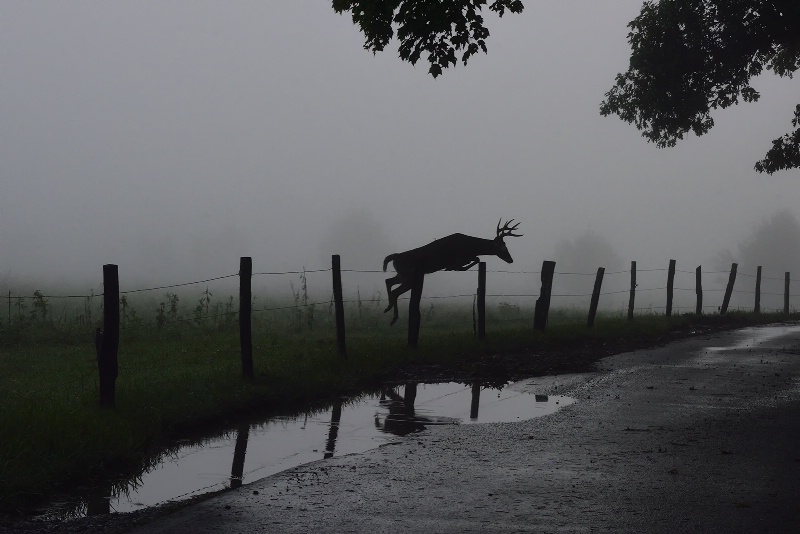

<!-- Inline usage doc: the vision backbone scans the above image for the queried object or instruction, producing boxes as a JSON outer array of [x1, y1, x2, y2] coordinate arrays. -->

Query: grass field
[[0, 289, 795, 511]]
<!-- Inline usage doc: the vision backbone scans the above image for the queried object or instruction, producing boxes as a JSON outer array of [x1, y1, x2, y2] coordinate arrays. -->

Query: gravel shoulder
[[5, 323, 800, 533]]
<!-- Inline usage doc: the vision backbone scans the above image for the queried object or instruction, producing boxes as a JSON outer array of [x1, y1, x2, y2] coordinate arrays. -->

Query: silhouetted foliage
[[737, 209, 800, 272], [554, 231, 623, 275], [715, 209, 800, 308], [332, 0, 524, 77], [600, 0, 800, 174]]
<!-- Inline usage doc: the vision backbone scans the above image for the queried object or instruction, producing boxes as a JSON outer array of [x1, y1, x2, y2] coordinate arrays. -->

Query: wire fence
[[3, 258, 800, 404], [3, 262, 798, 317]]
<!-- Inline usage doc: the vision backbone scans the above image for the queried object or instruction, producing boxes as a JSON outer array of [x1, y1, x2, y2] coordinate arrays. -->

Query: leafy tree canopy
[[599, 0, 800, 174], [332, 0, 524, 77], [336, 1, 798, 173]]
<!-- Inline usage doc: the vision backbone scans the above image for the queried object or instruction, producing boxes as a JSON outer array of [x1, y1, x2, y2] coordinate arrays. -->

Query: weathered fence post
[[785, 272, 791, 314], [696, 266, 703, 315], [407, 270, 424, 348], [720, 262, 737, 314], [628, 261, 636, 321], [755, 266, 762, 314], [239, 257, 253, 379], [587, 267, 605, 328], [666, 259, 676, 317], [477, 262, 486, 340], [331, 255, 347, 358], [534, 261, 555, 331], [98, 264, 119, 408]]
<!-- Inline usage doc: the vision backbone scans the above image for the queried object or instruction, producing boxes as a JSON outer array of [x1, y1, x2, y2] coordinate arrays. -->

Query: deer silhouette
[[382, 219, 522, 325]]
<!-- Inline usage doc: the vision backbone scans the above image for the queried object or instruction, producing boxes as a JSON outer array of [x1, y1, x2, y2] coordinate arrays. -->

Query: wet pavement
[[126, 323, 800, 533]]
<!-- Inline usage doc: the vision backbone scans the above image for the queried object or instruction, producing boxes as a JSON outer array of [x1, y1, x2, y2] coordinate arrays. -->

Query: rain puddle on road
[[53, 382, 574, 517], [701, 324, 800, 360]]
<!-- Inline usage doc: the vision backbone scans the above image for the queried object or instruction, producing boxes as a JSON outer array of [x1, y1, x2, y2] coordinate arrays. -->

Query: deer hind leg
[[386, 281, 412, 326], [383, 274, 408, 313], [384, 275, 401, 313]]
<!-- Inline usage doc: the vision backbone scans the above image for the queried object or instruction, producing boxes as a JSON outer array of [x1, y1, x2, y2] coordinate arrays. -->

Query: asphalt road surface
[[123, 324, 800, 533]]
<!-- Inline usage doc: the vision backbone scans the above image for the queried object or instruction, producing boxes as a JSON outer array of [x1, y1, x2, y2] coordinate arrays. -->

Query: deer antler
[[496, 219, 523, 238]]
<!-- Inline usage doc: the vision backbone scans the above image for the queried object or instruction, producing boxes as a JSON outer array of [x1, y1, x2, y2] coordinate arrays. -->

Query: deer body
[[382, 220, 521, 325]]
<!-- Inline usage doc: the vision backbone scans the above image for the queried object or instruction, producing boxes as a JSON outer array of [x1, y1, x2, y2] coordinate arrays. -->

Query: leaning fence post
[[477, 262, 486, 340], [755, 266, 762, 314], [587, 267, 605, 328], [98, 264, 119, 408], [239, 257, 253, 379], [720, 262, 737, 314], [628, 261, 636, 321], [696, 266, 703, 315], [534, 261, 555, 331], [666, 259, 676, 317], [407, 270, 424, 348], [332, 255, 347, 358], [785, 272, 791, 314]]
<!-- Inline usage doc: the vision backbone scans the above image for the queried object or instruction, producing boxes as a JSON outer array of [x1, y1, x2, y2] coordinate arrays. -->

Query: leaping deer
[[382, 219, 522, 325]]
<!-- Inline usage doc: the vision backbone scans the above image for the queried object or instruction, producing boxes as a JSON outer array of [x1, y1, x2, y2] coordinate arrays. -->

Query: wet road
[[131, 324, 800, 533]]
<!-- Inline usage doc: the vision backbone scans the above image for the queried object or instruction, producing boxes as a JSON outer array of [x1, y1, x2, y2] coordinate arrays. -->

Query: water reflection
[[229, 424, 249, 489], [324, 399, 343, 459], [470, 383, 481, 420], [59, 381, 573, 518], [375, 383, 431, 436]]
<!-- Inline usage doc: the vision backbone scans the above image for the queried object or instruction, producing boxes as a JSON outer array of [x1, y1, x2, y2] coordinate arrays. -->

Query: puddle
[[705, 324, 800, 354], [48, 382, 573, 517]]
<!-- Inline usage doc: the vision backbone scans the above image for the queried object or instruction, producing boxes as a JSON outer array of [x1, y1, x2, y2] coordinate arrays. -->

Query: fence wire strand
[[120, 274, 239, 294]]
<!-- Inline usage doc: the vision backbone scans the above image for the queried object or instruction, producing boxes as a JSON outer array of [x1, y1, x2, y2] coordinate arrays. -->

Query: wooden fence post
[[534, 261, 555, 331], [407, 270, 424, 348], [785, 272, 791, 314], [696, 266, 703, 315], [754, 266, 762, 314], [666, 259, 676, 317], [477, 262, 486, 340], [99, 264, 119, 408], [628, 261, 636, 321], [587, 267, 605, 328], [332, 255, 347, 358], [239, 257, 253, 379], [720, 262, 737, 314]]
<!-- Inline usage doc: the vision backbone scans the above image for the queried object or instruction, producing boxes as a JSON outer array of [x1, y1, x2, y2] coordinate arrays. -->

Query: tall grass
[[0, 287, 795, 509]]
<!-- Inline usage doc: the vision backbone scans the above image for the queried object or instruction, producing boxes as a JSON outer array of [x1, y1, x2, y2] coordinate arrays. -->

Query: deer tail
[[383, 254, 396, 272]]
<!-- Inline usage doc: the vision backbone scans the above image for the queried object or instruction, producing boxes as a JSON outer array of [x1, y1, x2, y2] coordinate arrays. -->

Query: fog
[[2, 1, 799, 310]]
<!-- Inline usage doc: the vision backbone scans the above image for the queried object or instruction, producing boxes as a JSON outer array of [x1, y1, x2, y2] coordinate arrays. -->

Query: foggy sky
[[2, 1, 799, 299]]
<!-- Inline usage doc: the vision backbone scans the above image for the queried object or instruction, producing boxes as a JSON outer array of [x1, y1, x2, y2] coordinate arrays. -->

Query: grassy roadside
[[0, 307, 796, 511]]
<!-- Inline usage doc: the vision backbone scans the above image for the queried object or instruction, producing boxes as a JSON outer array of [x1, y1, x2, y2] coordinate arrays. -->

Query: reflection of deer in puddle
[[375, 382, 470, 436]]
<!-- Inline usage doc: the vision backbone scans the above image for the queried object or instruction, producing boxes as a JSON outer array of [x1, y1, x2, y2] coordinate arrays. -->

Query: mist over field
[[2, 1, 799, 312]]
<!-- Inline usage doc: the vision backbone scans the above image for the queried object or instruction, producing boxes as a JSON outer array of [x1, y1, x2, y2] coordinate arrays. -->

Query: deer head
[[493, 219, 523, 263]]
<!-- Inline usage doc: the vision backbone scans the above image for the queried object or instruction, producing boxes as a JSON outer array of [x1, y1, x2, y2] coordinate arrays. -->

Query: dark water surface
[[50, 381, 574, 516]]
